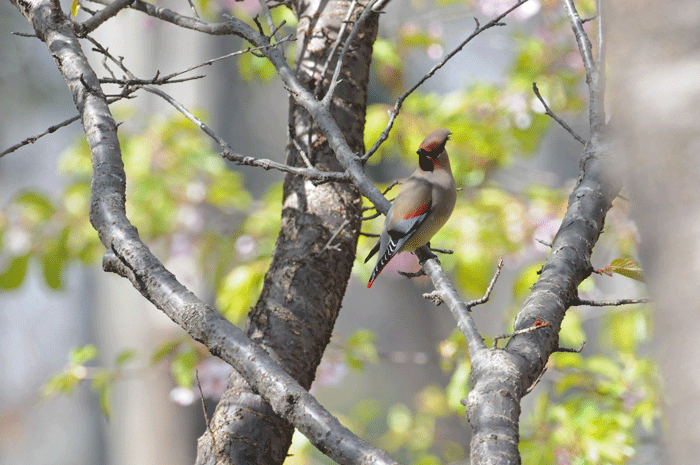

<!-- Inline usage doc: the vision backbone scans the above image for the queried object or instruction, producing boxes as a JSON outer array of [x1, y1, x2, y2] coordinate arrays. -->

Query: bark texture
[[195, 2, 379, 463]]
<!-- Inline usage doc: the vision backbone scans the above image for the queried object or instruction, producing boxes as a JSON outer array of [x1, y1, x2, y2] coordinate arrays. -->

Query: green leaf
[[70, 0, 80, 16], [0, 255, 29, 290], [115, 349, 137, 367], [70, 344, 98, 365], [42, 227, 70, 290], [345, 329, 378, 366], [601, 257, 645, 283], [171, 346, 198, 388], [585, 356, 621, 380], [14, 191, 56, 223], [42, 372, 80, 397], [98, 383, 112, 419], [151, 339, 182, 365], [216, 263, 266, 324]]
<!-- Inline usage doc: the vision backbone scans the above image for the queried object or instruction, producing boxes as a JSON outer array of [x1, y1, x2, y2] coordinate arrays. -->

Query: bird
[[365, 128, 457, 288]]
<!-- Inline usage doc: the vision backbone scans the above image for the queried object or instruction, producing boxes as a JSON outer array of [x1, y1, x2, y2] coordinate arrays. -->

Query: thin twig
[[11, 31, 37, 37], [195, 370, 216, 447], [493, 318, 550, 349], [525, 367, 547, 394], [320, 219, 351, 253], [99, 75, 205, 85], [535, 238, 552, 248], [398, 268, 426, 279], [563, 0, 605, 137], [89, 36, 348, 183], [185, 0, 200, 19], [362, 0, 530, 162], [150, 37, 294, 82], [76, 0, 135, 36], [361, 211, 382, 221], [533, 82, 586, 145], [258, 0, 281, 43], [466, 258, 504, 308], [292, 138, 314, 168], [321, 0, 379, 107], [429, 247, 453, 255], [573, 297, 650, 307], [554, 341, 586, 353], [314, 0, 358, 98], [0, 91, 136, 158], [422, 290, 444, 305]]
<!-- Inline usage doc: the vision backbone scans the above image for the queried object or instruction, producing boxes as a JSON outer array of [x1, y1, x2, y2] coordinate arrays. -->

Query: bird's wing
[[367, 179, 433, 288]]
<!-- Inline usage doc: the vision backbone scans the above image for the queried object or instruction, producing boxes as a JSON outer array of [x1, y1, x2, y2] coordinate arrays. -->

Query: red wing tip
[[367, 280, 374, 289]]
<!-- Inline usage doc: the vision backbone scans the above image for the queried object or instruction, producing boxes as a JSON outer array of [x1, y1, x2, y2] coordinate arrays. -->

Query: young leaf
[[600, 257, 645, 283], [0, 255, 30, 290], [70, 344, 98, 365]]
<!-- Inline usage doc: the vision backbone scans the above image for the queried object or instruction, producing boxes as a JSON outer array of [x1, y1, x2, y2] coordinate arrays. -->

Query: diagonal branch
[[563, 0, 605, 138], [533, 82, 586, 145], [10, 1, 396, 463], [321, 0, 379, 107], [88, 36, 348, 183], [76, 0, 134, 36], [362, 0, 531, 162]]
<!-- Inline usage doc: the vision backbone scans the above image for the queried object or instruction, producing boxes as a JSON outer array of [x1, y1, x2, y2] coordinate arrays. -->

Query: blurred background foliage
[[0, 0, 658, 463]]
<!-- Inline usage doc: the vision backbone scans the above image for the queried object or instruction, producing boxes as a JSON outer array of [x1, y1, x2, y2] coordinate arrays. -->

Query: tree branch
[[533, 82, 586, 145], [76, 0, 134, 36], [10, 1, 397, 463], [563, 0, 605, 139], [573, 297, 650, 307], [362, 0, 531, 162]]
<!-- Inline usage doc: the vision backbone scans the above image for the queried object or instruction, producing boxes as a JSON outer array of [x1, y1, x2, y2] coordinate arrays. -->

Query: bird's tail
[[367, 237, 399, 288]]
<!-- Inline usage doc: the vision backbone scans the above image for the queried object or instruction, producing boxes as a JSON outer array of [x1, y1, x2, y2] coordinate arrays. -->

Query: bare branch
[[12, 31, 38, 37], [554, 341, 586, 353], [185, 0, 200, 20], [195, 370, 216, 447], [415, 247, 486, 355], [429, 247, 453, 255], [99, 74, 205, 85], [89, 36, 349, 183], [10, 1, 396, 462], [257, 0, 281, 43], [0, 91, 137, 158], [422, 290, 444, 305], [314, 0, 358, 98], [321, 0, 379, 107], [493, 318, 551, 349], [573, 297, 650, 307], [76, 0, 134, 36], [320, 218, 352, 253], [535, 237, 552, 248], [533, 82, 586, 145], [466, 258, 504, 308], [563, 0, 605, 137], [363, 0, 531, 162], [0, 116, 80, 158]]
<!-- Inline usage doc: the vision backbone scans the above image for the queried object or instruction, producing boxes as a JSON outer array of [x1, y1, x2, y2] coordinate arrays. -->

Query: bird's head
[[417, 129, 451, 171]]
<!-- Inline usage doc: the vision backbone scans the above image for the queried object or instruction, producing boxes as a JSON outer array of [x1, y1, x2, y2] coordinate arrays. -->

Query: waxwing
[[366, 128, 457, 288]]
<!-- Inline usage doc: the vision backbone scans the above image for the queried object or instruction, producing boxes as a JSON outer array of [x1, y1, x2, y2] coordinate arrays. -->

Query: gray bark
[[195, 1, 379, 463]]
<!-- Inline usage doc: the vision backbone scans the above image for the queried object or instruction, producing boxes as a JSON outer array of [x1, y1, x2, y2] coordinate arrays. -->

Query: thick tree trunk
[[195, 1, 378, 463]]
